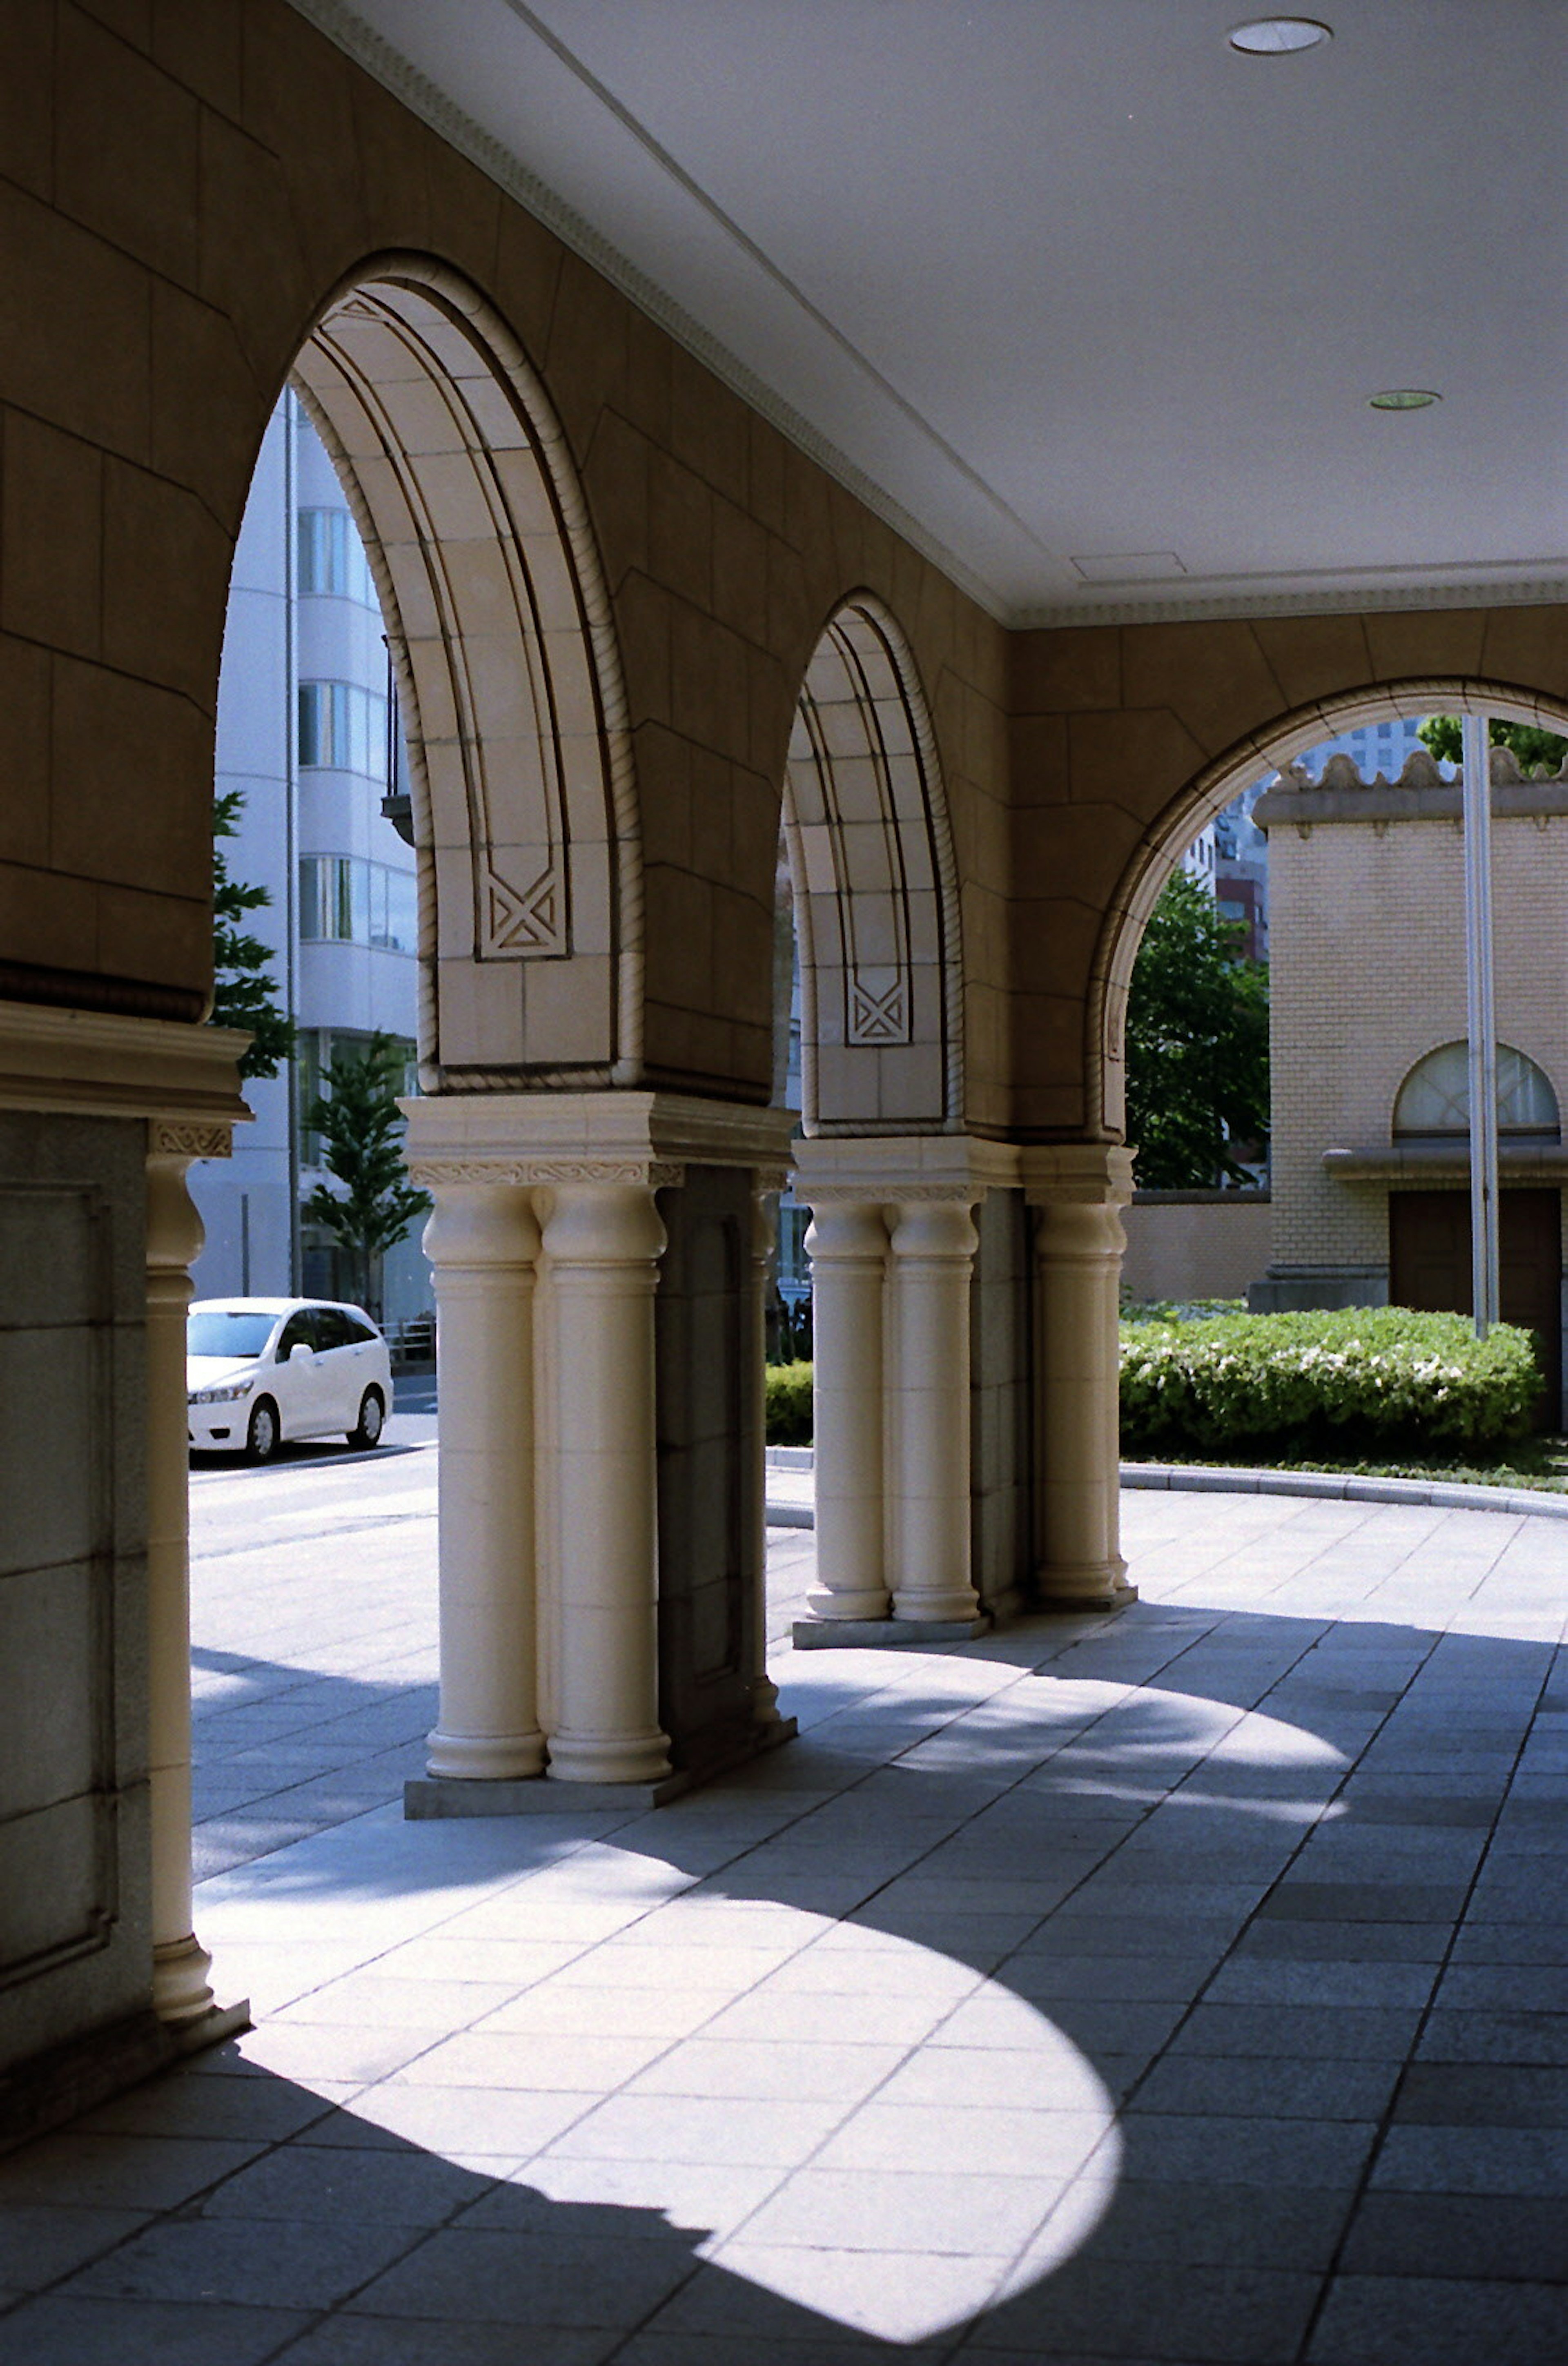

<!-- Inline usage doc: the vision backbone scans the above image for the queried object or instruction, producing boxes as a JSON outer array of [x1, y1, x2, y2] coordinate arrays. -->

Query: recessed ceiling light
[[1368, 389, 1441, 412], [1227, 18, 1333, 54]]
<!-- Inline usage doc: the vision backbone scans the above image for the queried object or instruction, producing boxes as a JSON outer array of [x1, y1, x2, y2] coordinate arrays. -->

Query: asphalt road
[[187, 1385, 815, 1881]]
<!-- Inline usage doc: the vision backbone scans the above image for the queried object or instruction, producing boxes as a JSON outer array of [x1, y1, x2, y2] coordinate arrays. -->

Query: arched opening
[[1093, 678, 1568, 1145], [172, 256, 667, 2020], [779, 593, 962, 1135], [1103, 686, 1568, 1428]]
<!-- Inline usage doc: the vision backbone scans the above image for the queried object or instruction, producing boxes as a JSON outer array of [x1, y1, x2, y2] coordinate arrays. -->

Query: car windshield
[[187, 1311, 276, 1359]]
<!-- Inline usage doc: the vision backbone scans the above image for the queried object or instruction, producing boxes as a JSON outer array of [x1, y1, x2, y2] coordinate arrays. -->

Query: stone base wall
[[0, 1113, 151, 2106], [1121, 1192, 1272, 1306], [1248, 1267, 1389, 1314]]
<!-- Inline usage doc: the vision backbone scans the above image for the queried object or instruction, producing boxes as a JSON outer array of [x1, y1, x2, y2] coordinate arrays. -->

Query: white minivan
[[187, 1298, 393, 1461]]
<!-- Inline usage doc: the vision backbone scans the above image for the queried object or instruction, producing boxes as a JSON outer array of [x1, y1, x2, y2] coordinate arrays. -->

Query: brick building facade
[[1251, 745, 1568, 1419]]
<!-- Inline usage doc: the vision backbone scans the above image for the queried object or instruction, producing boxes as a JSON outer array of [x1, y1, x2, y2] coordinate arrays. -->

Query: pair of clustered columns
[[795, 1137, 1018, 1631], [796, 1136, 1135, 1628], [420, 1168, 675, 1786], [405, 1093, 793, 1789], [802, 1173, 985, 1627]]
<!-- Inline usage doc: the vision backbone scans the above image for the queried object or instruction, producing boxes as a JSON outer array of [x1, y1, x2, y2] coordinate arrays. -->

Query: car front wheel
[[349, 1388, 385, 1450], [245, 1398, 281, 1464]]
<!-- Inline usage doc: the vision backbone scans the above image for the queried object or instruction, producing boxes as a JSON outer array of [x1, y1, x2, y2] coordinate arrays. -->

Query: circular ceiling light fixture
[[1368, 388, 1442, 411], [1227, 17, 1333, 53]]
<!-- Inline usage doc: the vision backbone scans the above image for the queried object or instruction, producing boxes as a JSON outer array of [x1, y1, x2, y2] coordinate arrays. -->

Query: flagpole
[[1461, 711, 1499, 1334]]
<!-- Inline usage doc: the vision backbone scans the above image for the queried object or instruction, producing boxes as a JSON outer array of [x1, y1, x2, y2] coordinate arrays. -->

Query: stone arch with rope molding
[[779, 592, 965, 1136], [290, 254, 642, 1094]]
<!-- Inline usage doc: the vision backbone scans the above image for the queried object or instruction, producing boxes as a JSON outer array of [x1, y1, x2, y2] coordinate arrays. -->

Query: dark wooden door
[[1389, 1188, 1562, 1427]]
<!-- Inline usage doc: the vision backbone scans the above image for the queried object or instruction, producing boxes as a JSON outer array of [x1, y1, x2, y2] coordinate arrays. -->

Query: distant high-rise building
[[189, 394, 431, 1328]]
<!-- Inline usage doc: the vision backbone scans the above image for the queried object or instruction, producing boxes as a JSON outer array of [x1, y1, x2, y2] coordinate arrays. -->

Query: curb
[[766, 1455, 1568, 1528], [1120, 1461, 1568, 1519]]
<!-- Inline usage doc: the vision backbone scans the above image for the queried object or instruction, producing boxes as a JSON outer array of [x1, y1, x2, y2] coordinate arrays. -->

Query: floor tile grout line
[[1285, 1573, 1567, 2364], [30, 1508, 1554, 2351]]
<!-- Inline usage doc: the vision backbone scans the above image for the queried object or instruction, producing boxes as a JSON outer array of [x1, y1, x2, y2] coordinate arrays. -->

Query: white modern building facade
[[189, 394, 432, 1329]]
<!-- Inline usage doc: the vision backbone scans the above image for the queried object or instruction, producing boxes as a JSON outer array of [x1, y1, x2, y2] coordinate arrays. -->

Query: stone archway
[[780, 593, 963, 1135], [291, 256, 642, 1088], [1090, 677, 1568, 1144]]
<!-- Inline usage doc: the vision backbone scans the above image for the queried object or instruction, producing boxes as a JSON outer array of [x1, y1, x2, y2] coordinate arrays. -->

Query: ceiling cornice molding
[[1012, 571, 1568, 632], [285, 0, 1007, 619]]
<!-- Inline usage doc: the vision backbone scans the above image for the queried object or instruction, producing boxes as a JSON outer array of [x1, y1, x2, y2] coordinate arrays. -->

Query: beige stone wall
[[7, 6, 1568, 1138], [1120, 1195, 1273, 1305], [1265, 798, 1568, 1274], [0, 0, 1008, 1121]]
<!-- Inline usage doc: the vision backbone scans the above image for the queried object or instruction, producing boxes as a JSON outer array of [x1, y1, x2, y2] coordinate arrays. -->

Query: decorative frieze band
[[149, 1121, 234, 1163], [408, 1157, 685, 1192]]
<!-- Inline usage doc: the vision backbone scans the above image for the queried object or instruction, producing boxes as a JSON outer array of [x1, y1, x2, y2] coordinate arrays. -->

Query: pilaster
[[1023, 1143, 1138, 1611]]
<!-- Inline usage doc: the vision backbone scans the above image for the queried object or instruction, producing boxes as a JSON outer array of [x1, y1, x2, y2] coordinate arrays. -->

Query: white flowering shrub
[[1120, 1307, 1539, 1459]]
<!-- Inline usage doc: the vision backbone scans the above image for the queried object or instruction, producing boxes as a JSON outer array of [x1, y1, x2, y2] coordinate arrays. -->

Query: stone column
[[144, 1138, 216, 2025], [1026, 1146, 1137, 1609], [541, 1179, 673, 1784], [422, 1182, 545, 1779], [802, 1196, 891, 1620], [887, 1195, 982, 1623], [747, 1185, 788, 1726]]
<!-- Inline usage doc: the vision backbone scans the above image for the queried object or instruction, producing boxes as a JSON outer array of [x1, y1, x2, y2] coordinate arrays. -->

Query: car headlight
[[187, 1381, 254, 1404]]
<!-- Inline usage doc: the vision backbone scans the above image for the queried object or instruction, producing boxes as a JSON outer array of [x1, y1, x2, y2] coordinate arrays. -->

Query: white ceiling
[[296, 0, 1568, 624]]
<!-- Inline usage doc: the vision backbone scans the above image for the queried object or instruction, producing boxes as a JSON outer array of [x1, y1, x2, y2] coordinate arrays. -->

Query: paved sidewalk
[[1, 1490, 1565, 2362]]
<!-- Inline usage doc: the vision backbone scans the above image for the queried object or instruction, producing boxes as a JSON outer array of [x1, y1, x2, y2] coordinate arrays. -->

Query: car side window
[[276, 1311, 317, 1359], [314, 1309, 355, 1350], [345, 1316, 378, 1345]]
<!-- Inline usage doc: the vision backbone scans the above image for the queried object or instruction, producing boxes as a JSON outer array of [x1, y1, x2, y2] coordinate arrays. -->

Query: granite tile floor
[[2, 1485, 1566, 2363]]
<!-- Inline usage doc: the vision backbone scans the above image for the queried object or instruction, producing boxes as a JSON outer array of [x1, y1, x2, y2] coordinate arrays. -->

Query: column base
[[793, 1612, 992, 1649], [892, 1588, 984, 1625], [805, 1586, 891, 1621], [545, 1730, 674, 1786], [425, 1728, 547, 1780], [1034, 1560, 1138, 1611], [152, 1933, 217, 2026], [405, 1715, 796, 1818]]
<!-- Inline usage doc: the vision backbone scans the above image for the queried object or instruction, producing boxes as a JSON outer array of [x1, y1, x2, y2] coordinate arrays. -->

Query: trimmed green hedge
[[1120, 1307, 1540, 1460], [766, 1360, 814, 1446]]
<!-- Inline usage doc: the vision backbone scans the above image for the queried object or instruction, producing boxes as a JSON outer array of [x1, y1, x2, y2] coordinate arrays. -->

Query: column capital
[[888, 1198, 980, 1261], [421, 1179, 541, 1269], [802, 1198, 887, 1264], [144, 1144, 206, 1283], [1020, 1143, 1136, 1211], [404, 1088, 793, 1196], [539, 1176, 666, 1268], [793, 1131, 1020, 1206]]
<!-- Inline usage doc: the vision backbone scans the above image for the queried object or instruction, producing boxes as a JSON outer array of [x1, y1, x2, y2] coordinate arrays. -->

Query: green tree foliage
[[302, 1032, 430, 1313], [212, 790, 296, 1081], [1125, 869, 1269, 1189], [1419, 715, 1568, 776]]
